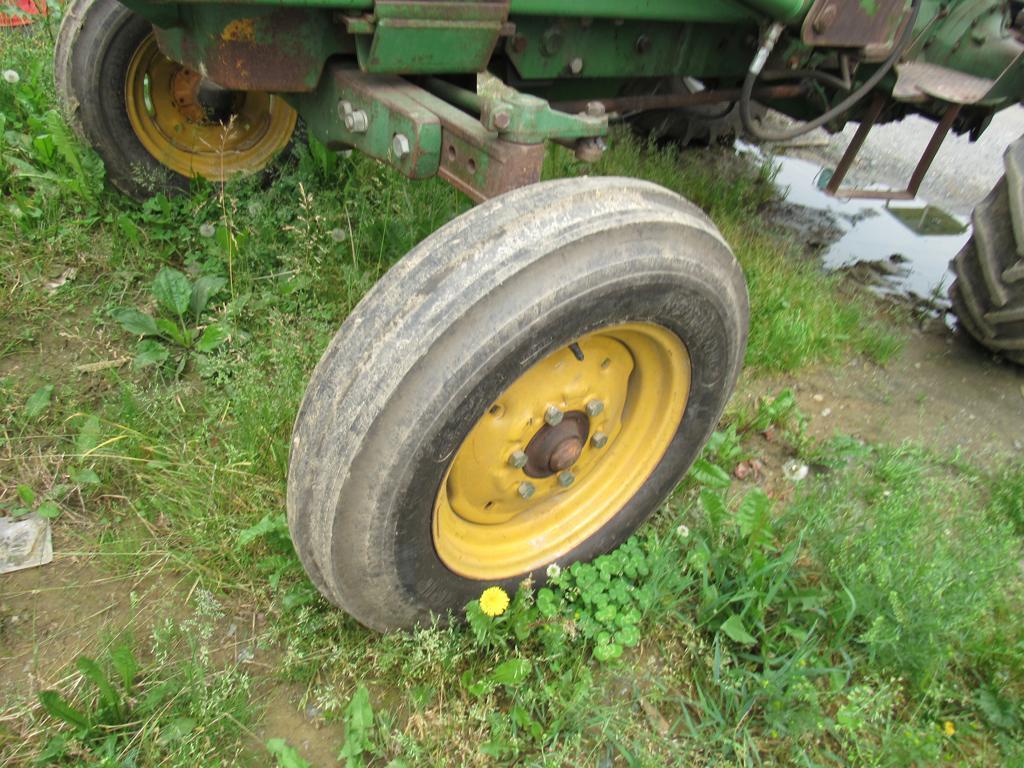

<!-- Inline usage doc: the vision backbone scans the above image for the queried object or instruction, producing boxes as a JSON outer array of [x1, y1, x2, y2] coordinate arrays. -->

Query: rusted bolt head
[[591, 431, 608, 449], [493, 110, 512, 130], [345, 109, 369, 134], [544, 405, 564, 426], [574, 137, 607, 164], [511, 35, 528, 54], [508, 450, 528, 469], [585, 400, 604, 417], [518, 481, 536, 499], [569, 57, 584, 75], [392, 133, 411, 159], [557, 471, 575, 488], [635, 34, 651, 54]]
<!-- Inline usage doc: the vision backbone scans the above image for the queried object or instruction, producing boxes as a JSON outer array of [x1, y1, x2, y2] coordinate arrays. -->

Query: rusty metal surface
[[403, 85, 546, 201], [154, 9, 349, 92], [523, 412, 589, 477], [825, 94, 962, 201], [552, 83, 806, 115], [893, 61, 997, 105], [801, 0, 909, 53]]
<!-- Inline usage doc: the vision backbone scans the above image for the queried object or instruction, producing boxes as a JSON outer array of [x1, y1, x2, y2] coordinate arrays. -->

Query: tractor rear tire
[[54, 0, 298, 200], [287, 177, 748, 631], [949, 137, 1024, 365]]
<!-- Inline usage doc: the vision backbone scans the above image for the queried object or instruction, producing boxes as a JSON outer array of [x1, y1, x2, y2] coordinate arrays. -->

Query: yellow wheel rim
[[433, 322, 691, 580], [124, 34, 297, 181]]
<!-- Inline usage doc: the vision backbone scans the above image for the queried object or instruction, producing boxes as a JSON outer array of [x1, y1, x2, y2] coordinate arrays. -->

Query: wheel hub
[[433, 323, 692, 579], [124, 33, 297, 181], [523, 411, 589, 477]]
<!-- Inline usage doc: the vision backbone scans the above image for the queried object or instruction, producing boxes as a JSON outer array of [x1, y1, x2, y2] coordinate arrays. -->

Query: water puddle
[[747, 145, 972, 305]]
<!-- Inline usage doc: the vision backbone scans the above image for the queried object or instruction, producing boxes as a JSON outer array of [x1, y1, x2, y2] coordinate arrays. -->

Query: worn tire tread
[[949, 138, 1024, 365]]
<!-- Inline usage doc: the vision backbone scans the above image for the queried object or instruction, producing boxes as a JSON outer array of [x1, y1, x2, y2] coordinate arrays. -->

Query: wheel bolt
[[590, 431, 608, 449], [508, 450, 528, 469], [392, 133, 411, 159], [586, 400, 604, 417], [544, 405, 564, 426], [558, 471, 575, 487], [518, 481, 535, 499]]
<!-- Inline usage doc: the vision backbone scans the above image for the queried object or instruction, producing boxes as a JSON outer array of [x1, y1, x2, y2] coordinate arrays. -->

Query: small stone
[[812, 393, 824, 402], [782, 459, 809, 482], [820, 407, 832, 417]]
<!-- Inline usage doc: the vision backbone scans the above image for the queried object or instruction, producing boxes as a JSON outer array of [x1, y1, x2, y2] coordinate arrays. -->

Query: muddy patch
[[750, 145, 971, 304]]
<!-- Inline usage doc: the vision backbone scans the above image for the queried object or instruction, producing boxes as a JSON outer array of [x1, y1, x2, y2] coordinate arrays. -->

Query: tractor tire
[[949, 137, 1024, 366], [287, 177, 748, 631], [54, 0, 298, 200]]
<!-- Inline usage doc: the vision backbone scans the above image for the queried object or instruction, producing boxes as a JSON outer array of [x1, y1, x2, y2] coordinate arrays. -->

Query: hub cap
[[124, 34, 297, 181], [433, 322, 691, 579]]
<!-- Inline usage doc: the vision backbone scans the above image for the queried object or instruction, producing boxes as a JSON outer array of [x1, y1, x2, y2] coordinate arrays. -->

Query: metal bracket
[[825, 94, 961, 201]]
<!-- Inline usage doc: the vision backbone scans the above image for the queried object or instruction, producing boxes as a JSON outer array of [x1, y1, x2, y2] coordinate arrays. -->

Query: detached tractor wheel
[[54, 0, 298, 200], [287, 177, 748, 631], [949, 137, 1024, 365]]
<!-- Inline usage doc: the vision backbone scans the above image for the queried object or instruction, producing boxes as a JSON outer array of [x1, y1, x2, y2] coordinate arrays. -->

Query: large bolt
[[544, 405, 564, 426], [518, 481, 536, 499], [392, 133, 411, 160], [492, 110, 512, 130], [558, 471, 575, 487], [569, 57, 584, 75], [345, 108, 369, 134], [508, 450, 528, 469], [591, 431, 608, 449], [586, 400, 604, 417]]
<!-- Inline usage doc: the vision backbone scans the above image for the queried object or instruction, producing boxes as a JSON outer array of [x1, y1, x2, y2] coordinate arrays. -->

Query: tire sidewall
[[330, 225, 745, 625], [69, 2, 188, 199]]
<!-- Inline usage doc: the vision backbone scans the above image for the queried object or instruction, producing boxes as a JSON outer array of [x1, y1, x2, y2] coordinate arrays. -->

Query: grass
[[2, 15, 1022, 767]]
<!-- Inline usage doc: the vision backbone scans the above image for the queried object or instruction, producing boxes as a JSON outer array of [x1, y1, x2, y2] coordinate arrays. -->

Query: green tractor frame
[[55, 0, 1024, 629]]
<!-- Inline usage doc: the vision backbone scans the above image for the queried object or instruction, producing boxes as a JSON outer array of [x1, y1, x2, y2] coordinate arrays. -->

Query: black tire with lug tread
[[287, 177, 749, 631], [54, 0, 297, 201], [949, 137, 1024, 365]]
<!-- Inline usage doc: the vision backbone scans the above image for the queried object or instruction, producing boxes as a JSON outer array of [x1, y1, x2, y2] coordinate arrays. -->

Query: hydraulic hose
[[739, 0, 923, 142]]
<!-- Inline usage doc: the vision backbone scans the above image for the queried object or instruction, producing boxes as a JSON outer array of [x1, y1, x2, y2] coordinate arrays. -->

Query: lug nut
[[345, 109, 369, 133], [508, 450, 528, 469], [392, 133, 411, 159], [558, 471, 575, 487], [586, 400, 604, 417], [544, 405, 564, 426], [518, 481, 535, 499], [590, 431, 608, 449]]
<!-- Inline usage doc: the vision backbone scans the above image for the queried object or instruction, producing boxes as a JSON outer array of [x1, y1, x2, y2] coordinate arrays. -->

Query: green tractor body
[[111, 0, 1024, 201]]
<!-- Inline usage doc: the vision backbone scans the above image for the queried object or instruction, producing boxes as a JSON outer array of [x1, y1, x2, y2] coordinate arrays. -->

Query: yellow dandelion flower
[[943, 721, 955, 736], [479, 586, 510, 617]]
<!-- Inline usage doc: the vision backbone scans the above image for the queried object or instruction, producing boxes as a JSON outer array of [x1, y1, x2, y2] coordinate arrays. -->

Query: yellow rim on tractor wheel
[[124, 34, 297, 181], [433, 322, 691, 580]]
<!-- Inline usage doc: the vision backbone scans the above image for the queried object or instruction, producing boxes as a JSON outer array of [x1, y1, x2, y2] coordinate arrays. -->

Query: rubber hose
[[739, 0, 923, 142]]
